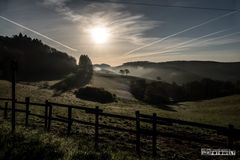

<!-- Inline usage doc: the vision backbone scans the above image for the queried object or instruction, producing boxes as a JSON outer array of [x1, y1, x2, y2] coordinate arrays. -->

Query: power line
[[83, 0, 236, 12]]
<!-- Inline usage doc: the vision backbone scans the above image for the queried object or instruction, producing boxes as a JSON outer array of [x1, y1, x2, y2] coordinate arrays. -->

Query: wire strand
[[83, 0, 236, 12]]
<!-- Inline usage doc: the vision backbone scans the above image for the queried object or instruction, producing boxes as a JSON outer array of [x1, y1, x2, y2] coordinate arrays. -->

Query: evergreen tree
[[77, 55, 93, 85]]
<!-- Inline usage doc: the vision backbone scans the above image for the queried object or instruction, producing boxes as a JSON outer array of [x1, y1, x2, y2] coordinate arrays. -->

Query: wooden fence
[[0, 97, 239, 157]]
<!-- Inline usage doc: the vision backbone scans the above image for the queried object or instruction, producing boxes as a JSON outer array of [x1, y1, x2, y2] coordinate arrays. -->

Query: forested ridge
[[0, 33, 77, 81]]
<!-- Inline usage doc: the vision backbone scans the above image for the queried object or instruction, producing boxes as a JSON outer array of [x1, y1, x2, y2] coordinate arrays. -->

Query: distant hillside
[[94, 63, 111, 68], [111, 61, 240, 84], [0, 33, 77, 81], [90, 72, 136, 100], [93, 64, 118, 75]]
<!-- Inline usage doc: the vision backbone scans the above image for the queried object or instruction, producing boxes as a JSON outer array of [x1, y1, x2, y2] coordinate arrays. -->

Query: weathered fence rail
[[0, 97, 239, 157]]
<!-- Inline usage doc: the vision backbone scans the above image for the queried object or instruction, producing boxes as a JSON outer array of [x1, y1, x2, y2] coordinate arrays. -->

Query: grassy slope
[[0, 78, 240, 127], [90, 73, 134, 100], [0, 79, 240, 159], [177, 96, 240, 128]]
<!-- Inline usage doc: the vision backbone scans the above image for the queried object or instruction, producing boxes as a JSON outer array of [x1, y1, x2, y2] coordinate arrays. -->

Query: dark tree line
[[0, 33, 77, 81], [130, 78, 240, 105], [182, 79, 239, 100]]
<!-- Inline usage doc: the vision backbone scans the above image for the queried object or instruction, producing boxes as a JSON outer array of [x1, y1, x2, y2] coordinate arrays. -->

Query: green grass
[[0, 121, 134, 160], [0, 80, 240, 159], [1, 79, 239, 128]]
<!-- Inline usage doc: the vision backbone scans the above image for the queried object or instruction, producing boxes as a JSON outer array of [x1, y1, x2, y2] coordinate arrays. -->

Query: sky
[[0, 0, 240, 66]]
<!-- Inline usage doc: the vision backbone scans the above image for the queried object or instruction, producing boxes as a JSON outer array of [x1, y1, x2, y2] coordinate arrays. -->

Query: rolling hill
[[95, 61, 240, 84], [1, 78, 240, 160], [90, 73, 137, 100]]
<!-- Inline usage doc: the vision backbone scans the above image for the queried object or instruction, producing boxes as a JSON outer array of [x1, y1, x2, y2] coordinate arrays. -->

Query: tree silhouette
[[52, 55, 93, 94], [77, 55, 93, 85], [125, 69, 130, 75], [119, 69, 125, 75]]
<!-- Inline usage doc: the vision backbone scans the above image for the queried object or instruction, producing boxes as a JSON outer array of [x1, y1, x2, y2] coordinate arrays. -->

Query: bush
[[130, 79, 146, 100], [75, 87, 116, 103], [144, 82, 170, 104], [130, 80, 175, 105]]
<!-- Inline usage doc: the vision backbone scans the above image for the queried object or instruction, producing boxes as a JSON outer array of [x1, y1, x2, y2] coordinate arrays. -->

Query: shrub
[[144, 82, 170, 104], [75, 87, 116, 103], [130, 79, 146, 100], [130, 80, 173, 105]]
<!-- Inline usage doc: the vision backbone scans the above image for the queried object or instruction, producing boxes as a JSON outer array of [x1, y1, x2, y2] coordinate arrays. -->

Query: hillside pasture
[[0, 79, 240, 159]]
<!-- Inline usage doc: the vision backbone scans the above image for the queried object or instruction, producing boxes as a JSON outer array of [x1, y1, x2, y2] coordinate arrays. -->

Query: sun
[[89, 26, 110, 44]]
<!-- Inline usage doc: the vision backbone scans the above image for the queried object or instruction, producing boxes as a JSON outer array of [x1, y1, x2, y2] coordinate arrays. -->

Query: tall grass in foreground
[[0, 121, 143, 160]]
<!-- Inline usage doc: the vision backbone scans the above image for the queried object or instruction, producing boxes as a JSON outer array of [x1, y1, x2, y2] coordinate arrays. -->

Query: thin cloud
[[43, 0, 159, 45], [123, 9, 240, 56], [0, 15, 77, 51], [126, 28, 230, 58], [126, 30, 240, 59]]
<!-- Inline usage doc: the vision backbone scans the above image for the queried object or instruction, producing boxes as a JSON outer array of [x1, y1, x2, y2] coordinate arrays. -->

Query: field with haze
[[0, 72, 240, 159], [96, 61, 240, 84]]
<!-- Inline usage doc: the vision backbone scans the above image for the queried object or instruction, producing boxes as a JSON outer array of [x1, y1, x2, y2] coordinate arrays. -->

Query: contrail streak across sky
[[90, 29, 240, 64], [150, 31, 240, 57], [123, 9, 240, 56], [0, 16, 77, 51], [127, 28, 230, 59]]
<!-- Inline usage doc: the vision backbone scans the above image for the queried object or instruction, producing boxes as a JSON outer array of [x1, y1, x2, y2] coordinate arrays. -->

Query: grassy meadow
[[0, 77, 240, 160]]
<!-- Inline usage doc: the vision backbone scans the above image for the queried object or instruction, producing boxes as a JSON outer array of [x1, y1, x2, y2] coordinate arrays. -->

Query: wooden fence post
[[135, 111, 140, 156], [25, 97, 30, 127], [11, 61, 17, 133], [228, 124, 234, 148], [152, 113, 157, 157], [67, 107, 72, 135], [95, 106, 99, 150], [47, 103, 52, 131], [44, 100, 49, 130], [4, 102, 8, 119]]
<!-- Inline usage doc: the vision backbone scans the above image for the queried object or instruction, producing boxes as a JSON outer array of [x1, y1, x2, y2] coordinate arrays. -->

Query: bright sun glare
[[90, 26, 110, 44]]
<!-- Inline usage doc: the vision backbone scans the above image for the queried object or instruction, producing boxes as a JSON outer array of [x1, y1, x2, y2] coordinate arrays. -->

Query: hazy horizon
[[1, 0, 240, 65]]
